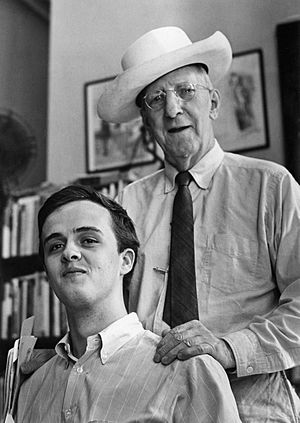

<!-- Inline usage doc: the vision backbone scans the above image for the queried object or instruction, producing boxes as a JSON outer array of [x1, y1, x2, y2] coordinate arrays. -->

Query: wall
[[48, 0, 300, 184], [0, 0, 48, 189]]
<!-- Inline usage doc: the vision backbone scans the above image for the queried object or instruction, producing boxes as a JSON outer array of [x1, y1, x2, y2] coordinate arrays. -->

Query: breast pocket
[[209, 234, 257, 293]]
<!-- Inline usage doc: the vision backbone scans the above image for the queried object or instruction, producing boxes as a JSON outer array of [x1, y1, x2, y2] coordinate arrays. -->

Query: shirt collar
[[55, 313, 144, 365], [56, 332, 77, 362], [100, 313, 144, 364], [164, 139, 224, 192]]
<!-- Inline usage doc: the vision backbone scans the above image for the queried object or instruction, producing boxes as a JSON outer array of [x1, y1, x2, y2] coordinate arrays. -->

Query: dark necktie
[[163, 171, 199, 327]]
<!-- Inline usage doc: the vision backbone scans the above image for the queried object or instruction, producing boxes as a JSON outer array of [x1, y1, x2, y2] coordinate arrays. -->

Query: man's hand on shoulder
[[154, 320, 236, 370], [21, 349, 56, 375]]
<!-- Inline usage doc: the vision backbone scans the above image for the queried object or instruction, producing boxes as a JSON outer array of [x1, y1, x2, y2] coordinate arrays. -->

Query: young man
[[16, 185, 241, 422], [97, 27, 300, 421]]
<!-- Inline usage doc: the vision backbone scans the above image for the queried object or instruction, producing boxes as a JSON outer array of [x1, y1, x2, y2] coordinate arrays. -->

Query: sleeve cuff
[[222, 329, 264, 377]]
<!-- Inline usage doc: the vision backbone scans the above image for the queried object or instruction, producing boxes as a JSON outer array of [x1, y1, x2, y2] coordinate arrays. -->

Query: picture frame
[[84, 76, 158, 173], [214, 49, 269, 153]]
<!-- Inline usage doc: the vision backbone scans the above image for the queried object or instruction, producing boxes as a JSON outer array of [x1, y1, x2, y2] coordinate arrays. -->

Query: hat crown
[[121, 27, 192, 71]]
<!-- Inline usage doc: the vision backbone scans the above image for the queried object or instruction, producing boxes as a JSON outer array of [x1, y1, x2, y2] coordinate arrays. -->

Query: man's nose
[[164, 91, 183, 118], [61, 243, 81, 262]]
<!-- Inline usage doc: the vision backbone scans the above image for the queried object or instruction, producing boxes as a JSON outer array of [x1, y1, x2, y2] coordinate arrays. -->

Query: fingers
[[171, 320, 209, 337], [177, 345, 203, 361], [154, 338, 213, 365], [177, 342, 213, 360], [154, 322, 200, 365], [159, 342, 187, 365], [154, 331, 182, 363], [155, 321, 203, 356], [173, 320, 200, 332], [154, 320, 220, 366]]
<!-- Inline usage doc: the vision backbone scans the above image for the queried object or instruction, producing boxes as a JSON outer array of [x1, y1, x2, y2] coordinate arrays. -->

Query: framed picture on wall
[[84, 76, 157, 173], [214, 49, 269, 153]]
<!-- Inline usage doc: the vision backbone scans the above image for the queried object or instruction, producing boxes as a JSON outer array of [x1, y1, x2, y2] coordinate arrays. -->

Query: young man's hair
[[38, 184, 140, 285]]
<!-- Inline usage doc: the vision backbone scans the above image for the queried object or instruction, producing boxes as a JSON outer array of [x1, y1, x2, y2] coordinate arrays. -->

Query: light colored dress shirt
[[16, 313, 241, 423], [118, 140, 300, 422]]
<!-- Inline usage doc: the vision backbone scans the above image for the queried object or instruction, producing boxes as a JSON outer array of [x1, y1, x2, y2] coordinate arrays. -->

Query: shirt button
[[246, 366, 253, 374], [76, 366, 83, 374], [64, 409, 72, 418]]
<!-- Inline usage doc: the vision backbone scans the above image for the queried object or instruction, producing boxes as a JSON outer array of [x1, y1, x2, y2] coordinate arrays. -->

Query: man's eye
[[82, 238, 98, 245], [150, 93, 164, 104], [180, 87, 194, 95], [49, 242, 64, 252]]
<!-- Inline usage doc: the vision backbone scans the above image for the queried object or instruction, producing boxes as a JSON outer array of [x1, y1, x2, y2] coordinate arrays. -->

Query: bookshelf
[[0, 254, 61, 371]]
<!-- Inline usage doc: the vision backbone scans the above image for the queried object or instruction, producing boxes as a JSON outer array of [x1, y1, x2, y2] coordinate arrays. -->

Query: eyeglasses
[[143, 82, 211, 111]]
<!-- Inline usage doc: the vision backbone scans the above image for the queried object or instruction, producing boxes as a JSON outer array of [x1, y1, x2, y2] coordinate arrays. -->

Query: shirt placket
[[62, 360, 86, 423]]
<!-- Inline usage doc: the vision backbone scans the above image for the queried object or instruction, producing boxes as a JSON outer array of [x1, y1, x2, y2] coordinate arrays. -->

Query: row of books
[[0, 182, 61, 259], [0, 272, 67, 340], [0, 176, 128, 259], [1, 194, 41, 259]]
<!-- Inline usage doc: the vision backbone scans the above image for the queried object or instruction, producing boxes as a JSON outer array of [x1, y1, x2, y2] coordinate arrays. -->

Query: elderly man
[[15, 185, 241, 423], [98, 27, 300, 422]]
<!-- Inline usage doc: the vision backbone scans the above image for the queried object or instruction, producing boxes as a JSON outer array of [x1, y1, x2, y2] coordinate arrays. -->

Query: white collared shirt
[[118, 140, 300, 421], [119, 141, 300, 376], [17, 313, 241, 423]]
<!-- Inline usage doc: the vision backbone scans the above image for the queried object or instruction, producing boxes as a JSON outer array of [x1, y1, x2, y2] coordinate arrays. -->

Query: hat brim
[[98, 31, 232, 123]]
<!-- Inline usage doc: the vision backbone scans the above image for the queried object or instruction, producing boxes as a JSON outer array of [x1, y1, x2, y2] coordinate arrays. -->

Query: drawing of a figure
[[95, 119, 111, 156], [229, 72, 256, 131]]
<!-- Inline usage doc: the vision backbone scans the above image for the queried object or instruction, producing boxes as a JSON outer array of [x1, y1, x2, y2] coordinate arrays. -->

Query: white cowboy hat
[[97, 26, 232, 123]]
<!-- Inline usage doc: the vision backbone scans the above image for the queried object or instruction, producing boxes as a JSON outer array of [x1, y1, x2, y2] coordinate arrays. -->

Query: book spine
[[1, 283, 12, 339], [10, 278, 20, 338], [1, 201, 12, 259]]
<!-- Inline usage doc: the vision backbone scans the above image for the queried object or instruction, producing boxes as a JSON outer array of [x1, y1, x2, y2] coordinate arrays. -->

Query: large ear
[[120, 248, 135, 276], [209, 89, 221, 121]]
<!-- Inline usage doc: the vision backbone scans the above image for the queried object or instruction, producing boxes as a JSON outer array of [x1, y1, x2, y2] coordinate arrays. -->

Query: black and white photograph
[[1, 1, 300, 422]]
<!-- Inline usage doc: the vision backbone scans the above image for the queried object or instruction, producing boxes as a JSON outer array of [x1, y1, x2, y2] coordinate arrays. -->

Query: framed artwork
[[214, 49, 269, 153], [84, 76, 158, 173]]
